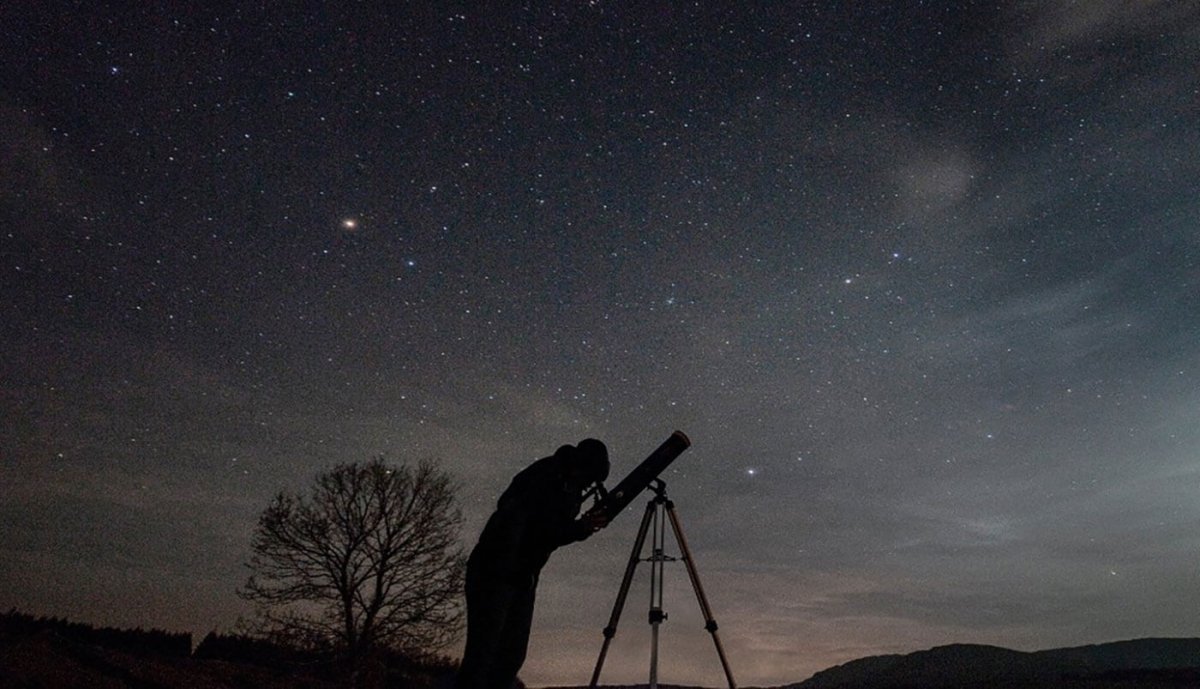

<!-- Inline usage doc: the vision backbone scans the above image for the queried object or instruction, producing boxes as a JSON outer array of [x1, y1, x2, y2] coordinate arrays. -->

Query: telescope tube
[[584, 430, 691, 523]]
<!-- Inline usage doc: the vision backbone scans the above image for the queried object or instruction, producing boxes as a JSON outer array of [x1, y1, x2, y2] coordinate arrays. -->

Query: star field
[[2, 2, 1199, 686]]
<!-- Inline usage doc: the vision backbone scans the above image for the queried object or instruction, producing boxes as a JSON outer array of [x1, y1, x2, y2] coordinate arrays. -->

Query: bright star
[[341, 218, 358, 230]]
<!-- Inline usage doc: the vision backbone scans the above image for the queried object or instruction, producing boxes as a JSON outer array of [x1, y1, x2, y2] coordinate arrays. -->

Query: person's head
[[565, 438, 609, 492]]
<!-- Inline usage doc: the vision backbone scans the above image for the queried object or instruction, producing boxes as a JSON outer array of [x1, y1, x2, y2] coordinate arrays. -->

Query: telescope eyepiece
[[582, 481, 608, 505]]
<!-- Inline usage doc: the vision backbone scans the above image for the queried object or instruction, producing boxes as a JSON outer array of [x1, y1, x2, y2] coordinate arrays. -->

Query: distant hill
[[789, 638, 1200, 689]]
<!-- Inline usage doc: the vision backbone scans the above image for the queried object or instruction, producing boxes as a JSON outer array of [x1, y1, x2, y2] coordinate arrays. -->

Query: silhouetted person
[[456, 438, 610, 689]]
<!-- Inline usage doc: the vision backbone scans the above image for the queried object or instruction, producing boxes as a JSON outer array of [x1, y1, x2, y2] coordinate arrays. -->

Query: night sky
[[2, 2, 1199, 686]]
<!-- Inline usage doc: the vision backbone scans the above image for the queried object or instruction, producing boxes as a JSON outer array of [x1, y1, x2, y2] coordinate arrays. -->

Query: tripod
[[588, 480, 736, 689]]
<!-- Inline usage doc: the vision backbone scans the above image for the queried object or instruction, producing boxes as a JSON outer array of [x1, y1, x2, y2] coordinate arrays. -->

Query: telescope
[[583, 430, 691, 524], [584, 429, 737, 689]]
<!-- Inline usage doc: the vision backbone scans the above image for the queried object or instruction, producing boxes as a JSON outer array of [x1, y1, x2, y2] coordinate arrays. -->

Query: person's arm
[[551, 505, 609, 547]]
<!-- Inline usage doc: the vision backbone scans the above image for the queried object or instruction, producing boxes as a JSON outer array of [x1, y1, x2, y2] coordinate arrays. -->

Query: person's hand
[[583, 510, 610, 532]]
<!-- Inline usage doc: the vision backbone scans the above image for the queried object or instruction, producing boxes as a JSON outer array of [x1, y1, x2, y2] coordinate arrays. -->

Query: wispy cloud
[[1009, 1, 1198, 55]]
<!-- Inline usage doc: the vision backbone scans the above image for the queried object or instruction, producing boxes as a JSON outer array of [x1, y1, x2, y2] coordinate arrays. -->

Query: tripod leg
[[665, 502, 738, 689], [648, 501, 667, 689], [589, 498, 656, 688]]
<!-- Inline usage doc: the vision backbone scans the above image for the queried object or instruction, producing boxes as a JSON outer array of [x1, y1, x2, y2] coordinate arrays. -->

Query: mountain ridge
[[787, 637, 1200, 689]]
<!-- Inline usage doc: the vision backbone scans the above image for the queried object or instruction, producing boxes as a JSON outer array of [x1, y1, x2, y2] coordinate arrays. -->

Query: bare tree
[[241, 458, 465, 660]]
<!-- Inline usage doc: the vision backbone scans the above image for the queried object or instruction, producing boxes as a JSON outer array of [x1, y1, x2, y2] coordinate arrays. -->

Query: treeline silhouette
[[193, 630, 320, 668], [2, 609, 461, 687], [1, 608, 191, 658], [193, 631, 459, 678]]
